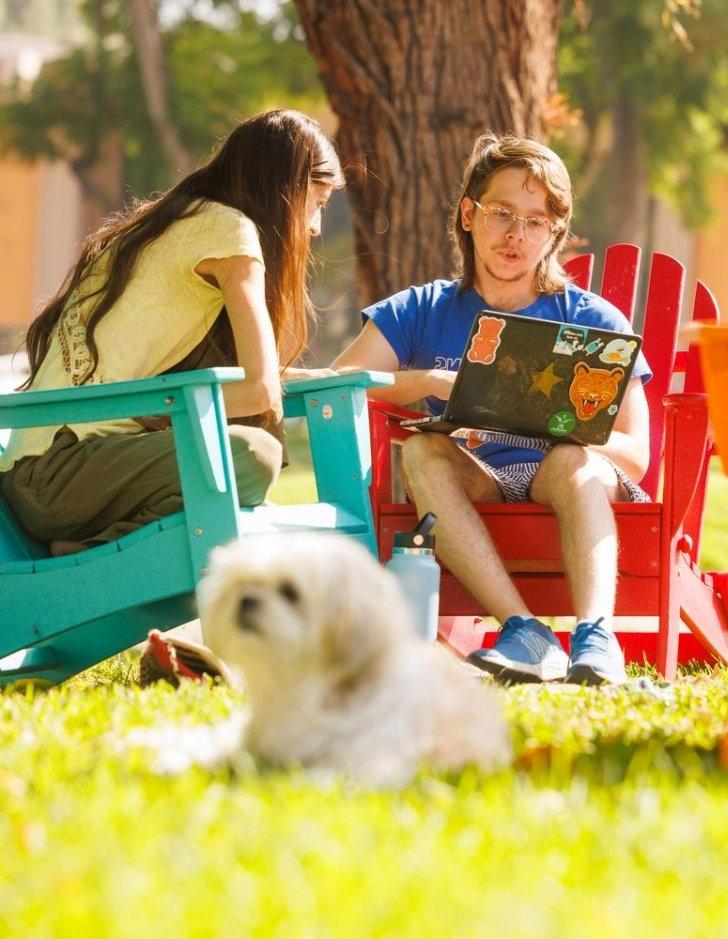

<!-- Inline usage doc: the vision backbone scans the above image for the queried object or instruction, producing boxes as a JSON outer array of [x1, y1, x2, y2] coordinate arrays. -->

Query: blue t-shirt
[[363, 279, 652, 468]]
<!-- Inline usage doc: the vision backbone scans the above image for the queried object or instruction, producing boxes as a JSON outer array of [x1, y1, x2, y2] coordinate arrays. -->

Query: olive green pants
[[0, 426, 282, 546]]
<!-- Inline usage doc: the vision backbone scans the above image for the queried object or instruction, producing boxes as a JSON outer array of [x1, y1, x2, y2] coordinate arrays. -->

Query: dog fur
[[199, 532, 511, 787]]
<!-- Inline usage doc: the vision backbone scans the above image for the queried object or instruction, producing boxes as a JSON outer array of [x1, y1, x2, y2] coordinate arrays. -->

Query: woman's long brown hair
[[22, 109, 344, 388]]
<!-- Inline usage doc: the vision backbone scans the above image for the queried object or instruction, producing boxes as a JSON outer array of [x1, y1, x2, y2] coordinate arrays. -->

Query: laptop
[[401, 311, 642, 446]]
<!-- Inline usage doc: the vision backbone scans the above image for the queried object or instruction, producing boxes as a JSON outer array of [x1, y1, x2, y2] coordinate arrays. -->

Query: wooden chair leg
[[656, 568, 680, 680]]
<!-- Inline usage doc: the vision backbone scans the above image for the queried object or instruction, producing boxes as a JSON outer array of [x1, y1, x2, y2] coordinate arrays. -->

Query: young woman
[[0, 109, 343, 555]]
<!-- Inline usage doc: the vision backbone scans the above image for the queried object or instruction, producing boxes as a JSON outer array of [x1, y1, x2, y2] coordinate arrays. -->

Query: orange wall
[[0, 158, 41, 328], [694, 176, 728, 316]]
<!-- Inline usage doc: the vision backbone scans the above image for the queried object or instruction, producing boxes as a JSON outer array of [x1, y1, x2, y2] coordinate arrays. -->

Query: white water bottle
[[385, 513, 441, 642]]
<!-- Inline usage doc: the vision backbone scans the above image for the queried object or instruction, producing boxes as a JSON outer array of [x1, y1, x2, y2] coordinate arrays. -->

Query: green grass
[[701, 458, 728, 571], [2, 669, 728, 937], [2, 435, 727, 936]]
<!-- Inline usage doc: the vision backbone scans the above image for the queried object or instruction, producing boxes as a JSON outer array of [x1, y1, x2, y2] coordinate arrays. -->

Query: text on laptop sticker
[[553, 325, 588, 355], [466, 315, 506, 365], [569, 363, 624, 421]]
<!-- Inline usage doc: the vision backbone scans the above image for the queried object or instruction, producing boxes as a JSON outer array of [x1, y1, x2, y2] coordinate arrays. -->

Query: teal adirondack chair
[[0, 367, 392, 686]]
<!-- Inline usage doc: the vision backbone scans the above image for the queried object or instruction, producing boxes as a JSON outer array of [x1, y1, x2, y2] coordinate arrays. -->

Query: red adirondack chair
[[368, 244, 728, 679]]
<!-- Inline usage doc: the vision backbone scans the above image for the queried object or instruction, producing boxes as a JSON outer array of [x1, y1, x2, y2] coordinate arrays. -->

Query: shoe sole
[[566, 664, 626, 686], [467, 652, 567, 685]]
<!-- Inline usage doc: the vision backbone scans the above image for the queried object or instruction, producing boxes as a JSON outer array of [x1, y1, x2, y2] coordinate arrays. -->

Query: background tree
[[558, 0, 728, 254], [0, 0, 326, 221], [292, 0, 562, 307], [127, 0, 194, 177]]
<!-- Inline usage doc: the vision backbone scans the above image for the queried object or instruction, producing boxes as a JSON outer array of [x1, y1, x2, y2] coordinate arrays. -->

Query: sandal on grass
[[139, 629, 238, 688]]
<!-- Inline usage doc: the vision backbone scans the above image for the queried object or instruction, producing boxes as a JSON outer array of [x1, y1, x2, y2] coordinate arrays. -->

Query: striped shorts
[[453, 430, 650, 504]]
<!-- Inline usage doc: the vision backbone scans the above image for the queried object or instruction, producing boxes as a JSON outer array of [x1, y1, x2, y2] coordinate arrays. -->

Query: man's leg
[[401, 433, 568, 682], [530, 444, 627, 684], [530, 444, 621, 622], [401, 433, 527, 623]]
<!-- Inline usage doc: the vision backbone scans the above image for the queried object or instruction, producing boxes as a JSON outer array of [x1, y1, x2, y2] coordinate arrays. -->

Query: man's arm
[[589, 378, 650, 482], [332, 320, 457, 406]]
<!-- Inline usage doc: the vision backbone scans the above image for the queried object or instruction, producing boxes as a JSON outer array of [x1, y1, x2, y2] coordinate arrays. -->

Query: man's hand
[[429, 369, 458, 401]]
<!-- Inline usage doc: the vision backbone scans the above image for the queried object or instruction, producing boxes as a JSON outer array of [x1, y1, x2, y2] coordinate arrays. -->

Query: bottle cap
[[392, 512, 437, 550]]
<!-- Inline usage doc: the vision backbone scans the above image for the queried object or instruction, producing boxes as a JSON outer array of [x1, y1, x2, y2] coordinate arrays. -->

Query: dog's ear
[[321, 549, 410, 699]]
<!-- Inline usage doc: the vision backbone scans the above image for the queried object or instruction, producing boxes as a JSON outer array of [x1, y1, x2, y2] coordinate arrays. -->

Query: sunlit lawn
[[1, 431, 727, 937]]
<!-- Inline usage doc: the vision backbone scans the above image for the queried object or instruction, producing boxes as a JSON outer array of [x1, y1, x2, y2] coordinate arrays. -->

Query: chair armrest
[[662, 392, 711, 540], [0, 368, 244, 430], [368, 399, 423, 422], [282, 371, 393, 418], [368, 400, 422, 508]]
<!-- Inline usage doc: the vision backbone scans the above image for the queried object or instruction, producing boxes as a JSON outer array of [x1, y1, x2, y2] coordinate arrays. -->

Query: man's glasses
[[472, 200, 557, 245]]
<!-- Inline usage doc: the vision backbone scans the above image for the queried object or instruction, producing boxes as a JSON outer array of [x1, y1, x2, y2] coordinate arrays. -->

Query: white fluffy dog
[[199, 532, 511, 787]]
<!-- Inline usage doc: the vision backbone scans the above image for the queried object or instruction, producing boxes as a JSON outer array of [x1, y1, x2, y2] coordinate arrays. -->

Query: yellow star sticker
[[528, 362, 564, 397]]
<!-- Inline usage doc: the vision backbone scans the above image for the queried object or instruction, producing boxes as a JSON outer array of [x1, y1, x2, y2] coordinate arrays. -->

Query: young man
[[333, 132, 652, 686]]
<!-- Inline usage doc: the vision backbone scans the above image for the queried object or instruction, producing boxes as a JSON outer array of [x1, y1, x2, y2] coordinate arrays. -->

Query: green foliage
[[0, 0, 326, 200], [700, 457, 728, 572], [167, 8, 324, 156], [559, 0, 728, 234]]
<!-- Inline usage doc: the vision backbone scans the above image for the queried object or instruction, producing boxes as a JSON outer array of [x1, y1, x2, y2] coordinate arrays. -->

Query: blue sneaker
[[566, 618, 627, 685], [467, 616, 568, 683]]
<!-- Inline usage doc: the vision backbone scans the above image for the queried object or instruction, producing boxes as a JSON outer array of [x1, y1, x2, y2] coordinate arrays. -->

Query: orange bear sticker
[[466, 315, 506, 365], [568, 362, 624, 421]]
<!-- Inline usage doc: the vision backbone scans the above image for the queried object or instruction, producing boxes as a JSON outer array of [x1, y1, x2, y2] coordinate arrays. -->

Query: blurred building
[[0, 1, 84, 352]]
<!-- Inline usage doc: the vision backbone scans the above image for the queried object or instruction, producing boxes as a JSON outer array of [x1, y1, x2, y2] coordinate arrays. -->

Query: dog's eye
[[278, 581, 299, 603]]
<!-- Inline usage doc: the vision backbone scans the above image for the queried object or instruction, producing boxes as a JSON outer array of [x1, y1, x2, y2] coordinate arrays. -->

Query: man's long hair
[[22, 109, 344, 388], [450, 131, 572, 295]]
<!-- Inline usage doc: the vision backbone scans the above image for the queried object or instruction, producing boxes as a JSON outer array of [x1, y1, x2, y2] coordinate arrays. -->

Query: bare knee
[[531, 445, 615, 507], [401, 433, 460, 485]]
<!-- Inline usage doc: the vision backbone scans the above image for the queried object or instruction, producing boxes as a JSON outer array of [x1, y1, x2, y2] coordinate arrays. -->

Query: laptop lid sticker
[[553, 324, 588, 356], [528, 362, 564, 397], [466, 315, 506, 365], [599, 338, 638, 367], [568, 363, 625, 422]]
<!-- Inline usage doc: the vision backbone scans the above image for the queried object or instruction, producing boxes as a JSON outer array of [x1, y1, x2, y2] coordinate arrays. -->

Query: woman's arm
[[589, 378, 651, 482], [195, 255, 282, 419], [332, 320, 457, 406]]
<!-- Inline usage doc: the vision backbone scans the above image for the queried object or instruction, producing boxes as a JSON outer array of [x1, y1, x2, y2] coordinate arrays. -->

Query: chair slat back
[[681, 279, 720, 558], [563, 253, 593, 291], [0, 491, 49, 561], [640, 253, 685, 498], [565, 246, 711, 505], [600, 243, 641, 321], [0, 439, 49, 561]]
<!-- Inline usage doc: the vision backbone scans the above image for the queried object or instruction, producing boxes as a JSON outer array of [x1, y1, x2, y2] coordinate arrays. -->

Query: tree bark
[[127, 0, 195, 179], [293, 0, 561, 306], [607, 94, 649, 249]]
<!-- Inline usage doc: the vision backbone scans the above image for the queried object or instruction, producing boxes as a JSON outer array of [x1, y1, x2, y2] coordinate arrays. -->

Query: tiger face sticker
[[568, 362, 624, 421], [466, 315, 506, 366]]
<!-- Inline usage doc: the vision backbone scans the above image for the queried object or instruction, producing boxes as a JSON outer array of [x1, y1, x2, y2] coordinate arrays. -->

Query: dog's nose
[[236, 595, 260, 631]]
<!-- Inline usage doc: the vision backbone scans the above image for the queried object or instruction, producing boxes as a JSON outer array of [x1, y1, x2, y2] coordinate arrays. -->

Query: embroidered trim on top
[[57, 289, 106, 386]]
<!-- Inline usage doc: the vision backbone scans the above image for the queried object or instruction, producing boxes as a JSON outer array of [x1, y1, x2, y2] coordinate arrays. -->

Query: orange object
[[695, 324, 728, 475]]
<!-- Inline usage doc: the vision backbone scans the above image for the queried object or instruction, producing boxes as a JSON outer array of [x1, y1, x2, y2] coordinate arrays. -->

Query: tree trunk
[[127, 0, 195, 179], [293, 0, 561, 306], [607, 94, 649, 248]]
